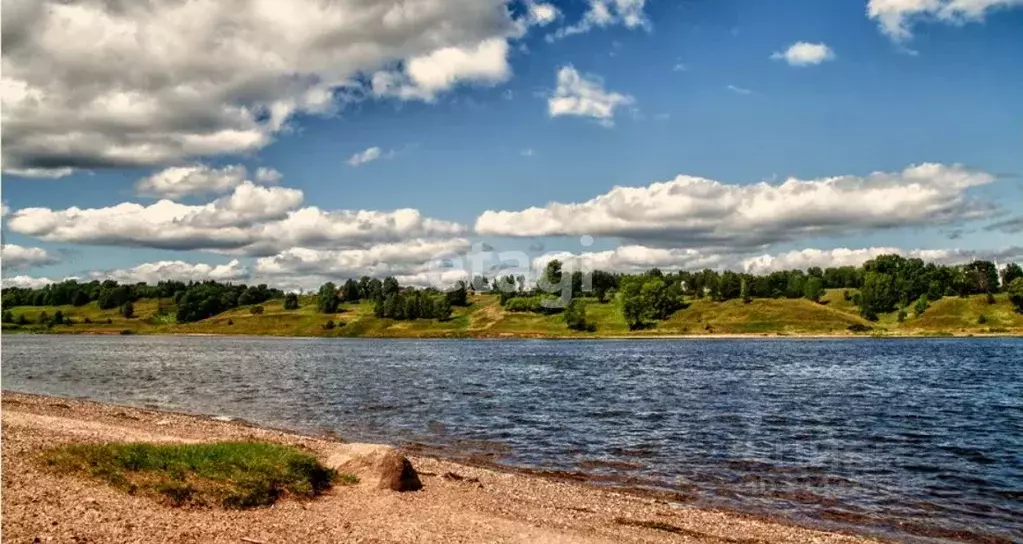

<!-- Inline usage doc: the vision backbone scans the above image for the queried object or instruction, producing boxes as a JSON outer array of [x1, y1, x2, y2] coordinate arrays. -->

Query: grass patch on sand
[[40, 441, 347, 508]]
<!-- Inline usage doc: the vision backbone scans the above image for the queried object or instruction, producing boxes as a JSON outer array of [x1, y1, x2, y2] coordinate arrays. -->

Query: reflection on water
[[3, 335, 1021, 542]]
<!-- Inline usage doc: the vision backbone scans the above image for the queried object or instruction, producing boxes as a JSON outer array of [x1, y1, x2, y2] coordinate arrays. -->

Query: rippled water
[[3, 335, 1021, 542]]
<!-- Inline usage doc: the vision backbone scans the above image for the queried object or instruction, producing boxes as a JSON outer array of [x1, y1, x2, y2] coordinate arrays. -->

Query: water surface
[[3, 335, 1021, 542]]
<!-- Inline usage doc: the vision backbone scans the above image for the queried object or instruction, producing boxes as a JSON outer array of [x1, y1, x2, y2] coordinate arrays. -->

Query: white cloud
[[868, 0, 1023, 42], [536, 245, 732, 275], [548, 67, 634, 126], [672, 63, 689, 72], [521, 148, 536, 157], [727, 85, 753, 95], [549, 0, 649, 40], [2, 0, 521, 174], [4, 167, 75, 179], [91, 259, 250, 284], [475, 163, 998, 248], [1, 244, 59, 270], [370, 38, 512, 101], [7, 183, 466, 256], [135, 164, 279, 199], [770, 42, 836, 66], [527, 2, 559, 26], [743, 246, 1023, 273], [346, 147, 394, 167], [2, 275, 60, 289]]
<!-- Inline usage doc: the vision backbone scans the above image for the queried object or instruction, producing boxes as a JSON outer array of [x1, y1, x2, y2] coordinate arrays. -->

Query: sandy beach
[[0, 392, 883, 544]]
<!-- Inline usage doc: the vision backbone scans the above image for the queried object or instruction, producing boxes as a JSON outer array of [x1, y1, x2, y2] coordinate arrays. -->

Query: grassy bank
[[4, 290, 1021, 338], [40, 441, 345, 508]]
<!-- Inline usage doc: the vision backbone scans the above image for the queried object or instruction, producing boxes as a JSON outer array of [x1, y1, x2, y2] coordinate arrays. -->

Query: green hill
[[4, 289, 1021, 338]]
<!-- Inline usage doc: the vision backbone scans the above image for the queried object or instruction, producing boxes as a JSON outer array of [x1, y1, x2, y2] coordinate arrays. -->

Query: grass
[[4, 291, 1021, 338], [39, 441, 347, 508]]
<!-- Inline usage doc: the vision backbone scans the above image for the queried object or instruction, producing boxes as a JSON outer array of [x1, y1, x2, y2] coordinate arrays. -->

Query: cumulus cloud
[[90, 260, 250, 284], [346, 147, 394, 167], [744, 246, 1023, 273], [549, 0, 649, 40], [135, 164, 280, 199], [256, 238, 469, 279], [1, 0, 521, 175], [475, 163, 999, 248], [548, 67, 634, 126], [1, 244, 59, 270], [535, 245, 733, 275], [370, 38, 512, 101], [771, 42, 836, 66], [7, 184, 466, 256], [526, 2, 559, 26], [868, 0, 1023, 42], [1, 275, 60, 289]]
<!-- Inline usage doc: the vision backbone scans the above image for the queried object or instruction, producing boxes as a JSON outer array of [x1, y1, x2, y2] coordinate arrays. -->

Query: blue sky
[[2, 0, 1021, 289]]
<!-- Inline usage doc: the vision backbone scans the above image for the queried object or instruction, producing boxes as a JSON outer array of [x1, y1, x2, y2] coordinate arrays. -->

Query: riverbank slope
[[3, 290, 1021, 339], [1, 392, 877, 544]]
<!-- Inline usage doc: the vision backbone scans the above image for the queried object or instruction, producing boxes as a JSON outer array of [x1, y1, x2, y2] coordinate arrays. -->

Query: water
[[2, 335, 1021, 542]]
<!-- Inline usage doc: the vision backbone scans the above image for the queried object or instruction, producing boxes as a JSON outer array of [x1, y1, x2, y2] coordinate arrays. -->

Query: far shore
[[5, 328, 1021, 340], [1, 391, 883, 544]]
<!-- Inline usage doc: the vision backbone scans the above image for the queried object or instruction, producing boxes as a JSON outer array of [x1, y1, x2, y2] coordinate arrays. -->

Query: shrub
[[250, 305, 264, 315], [848, 323, 873, 333], [978, 314, 988, 325], [1, 310, 12, 323], [322, 320, 336, 330], [120, 301, 135, 319], [83, 317, 92, 324], [842, 290, 851, 301], [16, 314, 29, 326], [986, 292, 996, 305], [106, 318, 113, 325], [283, 293, 300, 310], [897, 310, 907, 323], [914, 296, 929, 317], [1009, 278, 1023, 313], [227, 319, 233, 326]]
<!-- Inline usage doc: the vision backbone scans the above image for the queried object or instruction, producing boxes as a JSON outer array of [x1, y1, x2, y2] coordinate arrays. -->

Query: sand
[[1, 392, 882, 544]]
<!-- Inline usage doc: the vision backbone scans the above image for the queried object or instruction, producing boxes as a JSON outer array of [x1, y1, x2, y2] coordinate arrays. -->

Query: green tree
[[120, 301, 134, 319], [859, 272, 897, 317], [1002, 263, 1023, 287], [914, 295, 929, 317], [803, 276, 824, 303], [317, 282, 339, 314], [71, 290, 91, 307], [446, 281, 469, 307], [1008, 277, 1023, 313], [564, 298, 592, 331], [740, 277, 752, 304], [433, 297, 453, 321], [283, 293, 300, 310], [619, 277, 647, 330], [1, 310, 12, 323]]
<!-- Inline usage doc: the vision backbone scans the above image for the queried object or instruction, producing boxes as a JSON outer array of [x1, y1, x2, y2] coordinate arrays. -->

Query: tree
[[446, 281, 469, 307], [317, 282, 339, 314], [859, 272, 897, 317], [564, 298, 592, 331], [740, 277, 752, 304], [619, 277, 647, 330], [1008, 277, 1023, 313], [341, 279, 361, 302], [914, 295, 929, 317], [433, 297, 453, 321], [1, 310, 12, 323], [283, 293, 300, 310], [120, 301, 135, 319], [250, 305, 264, 315], [803, 277, 824, 303], [71, 290, 91, 307], [1002, 263, 1023, 287]]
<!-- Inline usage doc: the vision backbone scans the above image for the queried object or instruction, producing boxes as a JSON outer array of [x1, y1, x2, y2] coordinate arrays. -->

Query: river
[[2, 334, 1020, 542]]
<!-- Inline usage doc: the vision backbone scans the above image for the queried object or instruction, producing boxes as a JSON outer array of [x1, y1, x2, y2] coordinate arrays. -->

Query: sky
[[2, 0, 1022, 291]]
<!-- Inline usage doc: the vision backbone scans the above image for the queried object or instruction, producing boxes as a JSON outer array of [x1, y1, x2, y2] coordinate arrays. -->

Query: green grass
[[5, 292, 1021, 338], [40, 441, 346, 508]]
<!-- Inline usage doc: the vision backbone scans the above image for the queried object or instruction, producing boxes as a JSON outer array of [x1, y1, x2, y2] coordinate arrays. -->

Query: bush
[[322, 320, 336, 330], [227, 319, 233, 326], [848, 323, 873, 333], [564, 299, 595, 332], [978, 314, 988, 325], [83, 317, 92, 324], [250, 305, 264, 315], [283, 293, 300, 310], [106, 318, 113, 325], [842, 290, 851, 301], [1009, 278, 1023, 313], [986, 292, 996, 305], [914, 296, 929, 317], [120, 301, 135, 319], [1, 310, 12, 323], [897, 310, 907, 323]]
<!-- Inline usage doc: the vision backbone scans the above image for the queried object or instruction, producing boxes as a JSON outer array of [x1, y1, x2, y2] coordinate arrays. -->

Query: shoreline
[[5, 328, 1021, 340], [1, 391, 885, 544]]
